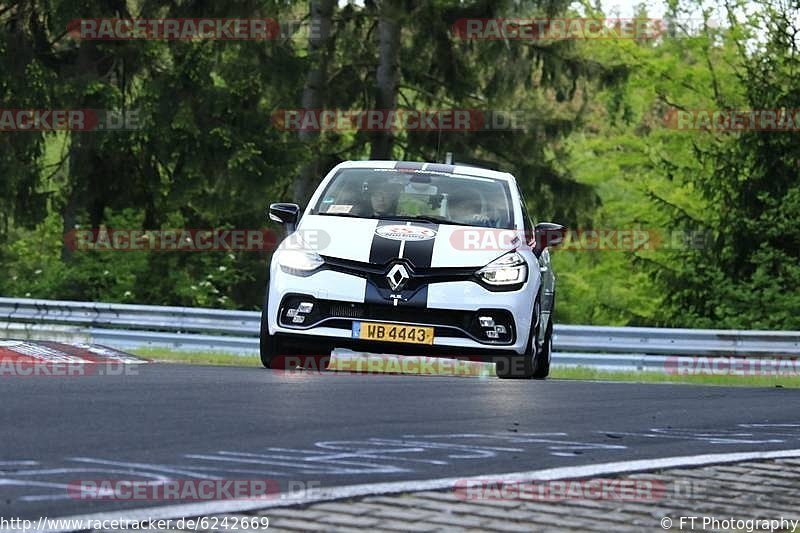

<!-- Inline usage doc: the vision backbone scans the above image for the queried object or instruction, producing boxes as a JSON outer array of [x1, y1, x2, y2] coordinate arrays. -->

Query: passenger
[[448, 190, 491, 225], [330, 187, 366, 215]]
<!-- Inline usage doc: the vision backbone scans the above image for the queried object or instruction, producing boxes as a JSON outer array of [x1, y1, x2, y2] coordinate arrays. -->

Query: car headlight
[[476, 252, 527, 286], [277, 249, 324, 275]]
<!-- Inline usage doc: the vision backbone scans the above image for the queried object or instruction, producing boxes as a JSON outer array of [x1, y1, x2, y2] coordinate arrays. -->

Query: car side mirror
[[269, 203, 300, 234], [534, 222, 566, 252]]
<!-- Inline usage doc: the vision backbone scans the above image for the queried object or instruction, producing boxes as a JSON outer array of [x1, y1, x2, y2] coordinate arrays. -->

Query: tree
[[369, 0, 402, 159], [650, 0, 800, 328], [293, 0, 337, 207]]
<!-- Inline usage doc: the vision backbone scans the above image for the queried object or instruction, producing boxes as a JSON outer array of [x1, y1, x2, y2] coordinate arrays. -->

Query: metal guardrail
[[1, 297, 799, 371]]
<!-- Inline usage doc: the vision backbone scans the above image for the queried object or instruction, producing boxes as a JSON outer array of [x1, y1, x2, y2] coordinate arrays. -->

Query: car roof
[[334, 160, 516, 183]]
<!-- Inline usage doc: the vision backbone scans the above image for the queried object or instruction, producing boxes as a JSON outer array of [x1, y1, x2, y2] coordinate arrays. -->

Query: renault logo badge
[[386, 264, 410, 291]]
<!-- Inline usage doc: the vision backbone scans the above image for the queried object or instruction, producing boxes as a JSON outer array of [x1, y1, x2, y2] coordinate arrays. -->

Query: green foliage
[[2, 208, 256, 307], [647, 1, 800, 329], [555, 0, 799, 328]]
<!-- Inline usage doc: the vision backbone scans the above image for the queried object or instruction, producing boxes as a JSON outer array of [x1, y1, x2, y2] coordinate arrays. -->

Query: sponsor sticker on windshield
[[326, 204, 353, 213]]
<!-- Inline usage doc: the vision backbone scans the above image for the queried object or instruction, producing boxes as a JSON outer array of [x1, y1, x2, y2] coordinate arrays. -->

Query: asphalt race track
[[2, 363, 799, 520]]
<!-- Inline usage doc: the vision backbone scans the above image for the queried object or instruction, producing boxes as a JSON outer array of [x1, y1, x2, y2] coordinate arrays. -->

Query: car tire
[[495, 301, 540, 379], [532, 290, 555, 379], [532, 319, 552, 379], [259, 289, 280, 369]]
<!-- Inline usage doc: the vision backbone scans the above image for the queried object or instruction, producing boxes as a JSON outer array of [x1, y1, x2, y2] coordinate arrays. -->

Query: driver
[[366, 181, 400, 217]]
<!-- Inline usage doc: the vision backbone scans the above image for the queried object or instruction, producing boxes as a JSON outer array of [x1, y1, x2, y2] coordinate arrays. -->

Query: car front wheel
[[259, 290, 281, 369], [531, 319, 552, 379], [496, 300, 543, 379]]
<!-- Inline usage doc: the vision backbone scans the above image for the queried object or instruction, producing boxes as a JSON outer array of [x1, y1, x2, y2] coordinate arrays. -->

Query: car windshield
[[310, 168, 515, 229]]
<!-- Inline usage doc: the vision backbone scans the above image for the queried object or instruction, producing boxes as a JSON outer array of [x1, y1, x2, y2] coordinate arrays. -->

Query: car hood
[[293, 214, 520, 269]]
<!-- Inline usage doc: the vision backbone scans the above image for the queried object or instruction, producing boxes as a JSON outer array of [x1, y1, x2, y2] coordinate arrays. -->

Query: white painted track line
[[12, 447, 800, 532]]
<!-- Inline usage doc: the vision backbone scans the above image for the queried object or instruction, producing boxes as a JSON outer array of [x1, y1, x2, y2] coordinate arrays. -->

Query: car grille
[[322, 256, 478, 289], [329, 303, 364, 319], [322, 302, 473, 329]]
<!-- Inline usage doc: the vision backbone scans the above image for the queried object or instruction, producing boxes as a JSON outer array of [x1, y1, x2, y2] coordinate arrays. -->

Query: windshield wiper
[[315, 212, 491, 228], [315, 212, 364, 218], [387, 215, 487, 227]]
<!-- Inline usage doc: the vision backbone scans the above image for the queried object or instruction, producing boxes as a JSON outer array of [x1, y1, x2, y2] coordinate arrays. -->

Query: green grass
[[132, 348, 261, 367], [551, 366, 800, 388], [133, 348, 800, 388]]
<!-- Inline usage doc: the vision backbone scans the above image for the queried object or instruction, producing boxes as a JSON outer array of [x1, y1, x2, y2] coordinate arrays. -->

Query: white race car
[[261, 160, 564, 378]]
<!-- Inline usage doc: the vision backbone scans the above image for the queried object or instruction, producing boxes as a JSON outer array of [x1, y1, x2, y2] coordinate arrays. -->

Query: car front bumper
[[268, 267, 538, 356]]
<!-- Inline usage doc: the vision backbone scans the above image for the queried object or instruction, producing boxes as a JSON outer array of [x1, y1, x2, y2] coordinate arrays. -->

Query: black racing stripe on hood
[[401, 223, 439, 269], [365, 221, 439, 308], [369, 220, 402, 265]]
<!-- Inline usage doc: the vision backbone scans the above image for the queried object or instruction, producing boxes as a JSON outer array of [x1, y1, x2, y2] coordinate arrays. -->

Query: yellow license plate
[[354, 322, 434, 345]]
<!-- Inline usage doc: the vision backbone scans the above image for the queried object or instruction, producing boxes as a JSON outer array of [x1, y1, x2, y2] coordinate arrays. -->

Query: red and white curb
[[0, 340, 147, 364]]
